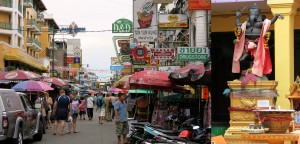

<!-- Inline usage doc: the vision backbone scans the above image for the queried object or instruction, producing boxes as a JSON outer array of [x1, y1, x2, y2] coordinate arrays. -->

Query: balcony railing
[[0, 22, 12, 30], [18, 4, 22, 13], [0, 0, 12, 8], [27, 37, 41, 48], [27, 19, 41, 31], [37, 13, 44, 21], [18, 26, 23, 34]]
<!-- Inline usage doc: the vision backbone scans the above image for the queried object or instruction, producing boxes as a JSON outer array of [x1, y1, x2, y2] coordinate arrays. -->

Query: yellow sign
[[159, 22, 188, 28], [159, 14, 188, 28]]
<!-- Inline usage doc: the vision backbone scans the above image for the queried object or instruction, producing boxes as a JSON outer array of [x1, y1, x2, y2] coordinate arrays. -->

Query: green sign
[[177, 47, 209, 61], [112, 18, 133, 33], [121, 55, 131, 63]]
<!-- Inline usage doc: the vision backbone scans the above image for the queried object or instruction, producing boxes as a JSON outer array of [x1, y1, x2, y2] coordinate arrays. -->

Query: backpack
[[97, 97, 103, 108]]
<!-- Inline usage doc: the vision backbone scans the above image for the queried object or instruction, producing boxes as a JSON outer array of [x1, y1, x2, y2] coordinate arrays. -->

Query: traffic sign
[[74, 51, 80, 57]]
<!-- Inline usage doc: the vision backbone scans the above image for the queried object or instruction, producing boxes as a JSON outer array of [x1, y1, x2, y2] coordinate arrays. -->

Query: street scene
[[1, 0, 300, 144]]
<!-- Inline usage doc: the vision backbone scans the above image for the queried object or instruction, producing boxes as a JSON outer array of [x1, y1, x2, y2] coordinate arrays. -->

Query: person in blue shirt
[[114, 93, 128, 144]]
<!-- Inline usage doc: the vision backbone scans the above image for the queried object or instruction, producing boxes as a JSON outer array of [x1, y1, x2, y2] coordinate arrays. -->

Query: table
[[241, 133, 300, 144]]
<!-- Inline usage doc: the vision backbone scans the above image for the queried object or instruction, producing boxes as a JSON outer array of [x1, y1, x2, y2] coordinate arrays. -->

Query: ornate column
[[267, 0, 299, 109]]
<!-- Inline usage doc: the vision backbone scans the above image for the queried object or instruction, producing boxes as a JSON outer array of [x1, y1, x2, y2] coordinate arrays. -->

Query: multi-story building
[[0, 0, 49, 73], [54, 40, 67, 78], [39, 12, 59, 73]]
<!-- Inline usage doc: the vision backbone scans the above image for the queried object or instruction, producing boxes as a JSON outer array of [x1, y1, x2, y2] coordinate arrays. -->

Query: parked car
[[0, 89, 44, 144]]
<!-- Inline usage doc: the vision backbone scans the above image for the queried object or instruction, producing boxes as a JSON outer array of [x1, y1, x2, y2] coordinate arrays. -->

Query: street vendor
[[232, 4, 283, 77]]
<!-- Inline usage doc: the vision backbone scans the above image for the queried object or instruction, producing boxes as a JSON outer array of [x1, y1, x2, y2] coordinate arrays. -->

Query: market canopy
[[0, 70, 43, 82], [43, 77, 70, 88], [169, 63, 211, 85]]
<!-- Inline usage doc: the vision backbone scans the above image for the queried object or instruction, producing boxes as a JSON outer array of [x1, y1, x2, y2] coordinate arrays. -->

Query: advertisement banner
[[150, 48, 176, 60], [111, 57, 120, 65], [118, 40, 130, 55], [189, 0, 212, 10], [110, 65, 124, 71], [133, 0, 158, 42], [66, 57, 74, 64], [112, 18, 133, 33], [159, 14, 188, 28], [177, 47, 210, 61]]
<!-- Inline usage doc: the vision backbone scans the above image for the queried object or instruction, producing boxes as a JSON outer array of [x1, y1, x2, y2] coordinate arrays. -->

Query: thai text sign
[[111, 57, 120, 65], [159, 14, 188, 28], [177, 47, 210, 61], [189, 0, 211, 10], [112, 18, 133, 33], [133, 0, 158, 42], [150, 48, 176, 60]]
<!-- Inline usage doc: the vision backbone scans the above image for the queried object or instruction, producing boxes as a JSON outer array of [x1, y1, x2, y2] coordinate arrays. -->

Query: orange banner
[[189, 0, 211, 10]]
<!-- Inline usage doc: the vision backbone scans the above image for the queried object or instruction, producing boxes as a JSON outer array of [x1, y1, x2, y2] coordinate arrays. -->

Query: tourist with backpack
[[98, 94, 106, 124]]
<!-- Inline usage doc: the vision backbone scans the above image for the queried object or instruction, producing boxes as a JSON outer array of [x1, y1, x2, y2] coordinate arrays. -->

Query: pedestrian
[[86, 93, 94, 120], [111, 93, 117, 119], [53, 89, 72, 136], [99, 94, 106, 124], [67, 92, 80, 133], [96, 93, 102, 111], [45, 92, 53, 130], [114, 93, 128, 144], [35, 92, 50, 131], [79, 96, 86, 120], [105, 93, 113, 122]]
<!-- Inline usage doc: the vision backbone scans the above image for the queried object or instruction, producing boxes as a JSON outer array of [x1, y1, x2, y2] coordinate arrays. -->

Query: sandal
[[66, 131, 71, 134]]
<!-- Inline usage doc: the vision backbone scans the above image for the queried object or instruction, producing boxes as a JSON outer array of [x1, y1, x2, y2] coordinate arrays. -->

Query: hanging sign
[[201, 86, 209, 100], [112, 18, 133, 33], [189, 0, 212, 10], [132, 45, 148, 60], [150, 48, 176, 60], [177, 47, 210, 61]]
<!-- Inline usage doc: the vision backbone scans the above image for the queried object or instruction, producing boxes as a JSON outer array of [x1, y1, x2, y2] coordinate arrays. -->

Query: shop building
[[211, 0, 300, 135]]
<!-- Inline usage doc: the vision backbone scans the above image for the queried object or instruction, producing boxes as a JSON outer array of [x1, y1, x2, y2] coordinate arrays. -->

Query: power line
[[8, 15, 206, 33]]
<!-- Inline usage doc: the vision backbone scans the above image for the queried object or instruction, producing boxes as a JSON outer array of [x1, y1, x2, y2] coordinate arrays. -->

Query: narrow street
[[26, 110, 117, 144]]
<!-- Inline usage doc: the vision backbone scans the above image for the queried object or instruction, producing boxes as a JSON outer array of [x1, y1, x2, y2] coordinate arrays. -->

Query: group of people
[[35, 89, 129, 144]]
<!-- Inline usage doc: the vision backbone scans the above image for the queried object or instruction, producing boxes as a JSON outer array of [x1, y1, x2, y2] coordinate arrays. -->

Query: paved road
[[25, 110, 117, 144]]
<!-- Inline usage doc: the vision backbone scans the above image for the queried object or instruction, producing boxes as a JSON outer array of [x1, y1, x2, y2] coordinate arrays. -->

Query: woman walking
[[67, 92, 80, 133], [105, 93, 112, 122], [79, 96, 86, 120], [45, 92, 53, 129]]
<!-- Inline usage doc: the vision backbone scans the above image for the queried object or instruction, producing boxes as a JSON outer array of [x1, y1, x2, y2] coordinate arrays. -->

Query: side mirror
[[193, 126, 200, 130], [35, 103, 42, 109]]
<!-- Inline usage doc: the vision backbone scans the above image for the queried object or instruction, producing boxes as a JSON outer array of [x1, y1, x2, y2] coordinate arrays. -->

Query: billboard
[[67, 39, 81, 58], [133, 0, 158, 42], [159, 14, 188, 28]]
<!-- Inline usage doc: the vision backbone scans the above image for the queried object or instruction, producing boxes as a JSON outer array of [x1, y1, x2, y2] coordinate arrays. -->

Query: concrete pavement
[[26, 110, 117, 144]]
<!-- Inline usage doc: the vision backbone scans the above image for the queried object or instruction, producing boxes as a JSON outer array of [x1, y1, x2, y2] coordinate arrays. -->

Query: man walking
[[86, 93, 94, 120], [53, 90, 72, 136], [114, 93, 128, 144]]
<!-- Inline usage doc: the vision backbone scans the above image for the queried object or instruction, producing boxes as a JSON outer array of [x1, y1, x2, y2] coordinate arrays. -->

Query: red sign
[[150, 60, 160, 66], [201, 87, 209, 100], [189, 0, 211, 10], [150, 48, 176, 60], [66, 57, 74, 64], [132, 45, 148, 60]]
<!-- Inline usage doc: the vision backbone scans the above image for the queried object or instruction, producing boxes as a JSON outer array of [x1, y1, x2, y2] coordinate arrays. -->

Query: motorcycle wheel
[[129, 131, 144, 144]]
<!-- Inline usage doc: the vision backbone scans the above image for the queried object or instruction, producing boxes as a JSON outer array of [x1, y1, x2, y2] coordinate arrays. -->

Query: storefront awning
[[4, 48, 48, 71], [128, 89, 154, 94]]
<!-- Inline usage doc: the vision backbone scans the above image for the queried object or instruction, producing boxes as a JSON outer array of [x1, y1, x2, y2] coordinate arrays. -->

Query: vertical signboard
[[133, 0, 158, 42]]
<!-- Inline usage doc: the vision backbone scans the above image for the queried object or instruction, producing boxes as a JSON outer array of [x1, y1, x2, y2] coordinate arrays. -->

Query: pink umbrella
[[12, 80, 54, 92], [0, 70, 43, 80], [109, 88, 123, 93]]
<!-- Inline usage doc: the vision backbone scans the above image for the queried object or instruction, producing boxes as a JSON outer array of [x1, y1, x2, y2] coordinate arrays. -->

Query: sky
[[43, 0, 133, 80]]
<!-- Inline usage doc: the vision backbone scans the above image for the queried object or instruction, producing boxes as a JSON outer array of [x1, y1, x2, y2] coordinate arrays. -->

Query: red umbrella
[[129, 70, 174, 90], [43, 77, 70, 87], [0, 70, 43, 81]]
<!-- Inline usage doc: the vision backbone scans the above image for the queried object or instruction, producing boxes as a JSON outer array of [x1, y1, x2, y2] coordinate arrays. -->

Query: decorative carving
[[290, 76, 300, 95], [240, 98, 256, 108]]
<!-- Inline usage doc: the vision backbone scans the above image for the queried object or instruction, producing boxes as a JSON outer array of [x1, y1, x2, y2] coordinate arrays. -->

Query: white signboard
[[158, 66, 181, 73], [111, 57, 120, 65], [133, 0, 158, 42], [67, 39, 81, 57]]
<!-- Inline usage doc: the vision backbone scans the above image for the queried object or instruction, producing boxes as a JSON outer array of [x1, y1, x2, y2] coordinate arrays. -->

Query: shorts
[[72, 113, 78, 119], [116, 122, 129, 136], [99, 108, 105, 117], [79, 111, 86, 115], [55, 109, 68, 121]]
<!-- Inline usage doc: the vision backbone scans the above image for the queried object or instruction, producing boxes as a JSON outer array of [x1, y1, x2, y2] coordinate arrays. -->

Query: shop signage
[[201, 86, 209, 100], [61, 22, 86, 37], [177, 47, 210, 61], [121, 55, 131, 63], [118, 40, 130, 55], [132, 45, 148, 60], [112, 18, 133, 33], [66, 57, 74, 64], [189, 0, 212, 10], [74, 57, 80, 63], [111, 57, 120, 65], [67, 39, 81, 57], [132, 60, 148, 65], [110, 65, 124, 71], [150, 59, 160, 66], [158, 66, 181, 73], [134, 68, 144, 72], [144, 66, 157, 70], [159, 14, 188, 28], [150, 48, 176, 60], [133, 0, 158, 42]]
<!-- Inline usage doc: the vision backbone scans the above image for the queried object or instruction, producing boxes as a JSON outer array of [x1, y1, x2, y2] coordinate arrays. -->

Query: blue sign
[[50, 70, 57, 73], [110, 65, 124, 71], [130, 43, 136, 49], [74, 57, 80, 63]]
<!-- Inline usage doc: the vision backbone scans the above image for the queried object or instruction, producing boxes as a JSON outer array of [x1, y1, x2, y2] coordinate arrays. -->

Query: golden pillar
[[267, 0, 299, 109]]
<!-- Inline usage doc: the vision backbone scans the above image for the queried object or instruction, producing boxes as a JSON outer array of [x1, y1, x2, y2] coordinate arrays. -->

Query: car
[[0, 89, 44, 144]]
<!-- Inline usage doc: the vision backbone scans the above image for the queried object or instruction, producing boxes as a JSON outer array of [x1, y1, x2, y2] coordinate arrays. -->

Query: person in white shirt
[[86, 94, 94, 120]]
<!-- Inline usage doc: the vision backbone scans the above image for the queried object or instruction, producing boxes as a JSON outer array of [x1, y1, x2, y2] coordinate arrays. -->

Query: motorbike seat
[[156, 129, 178, 135]]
